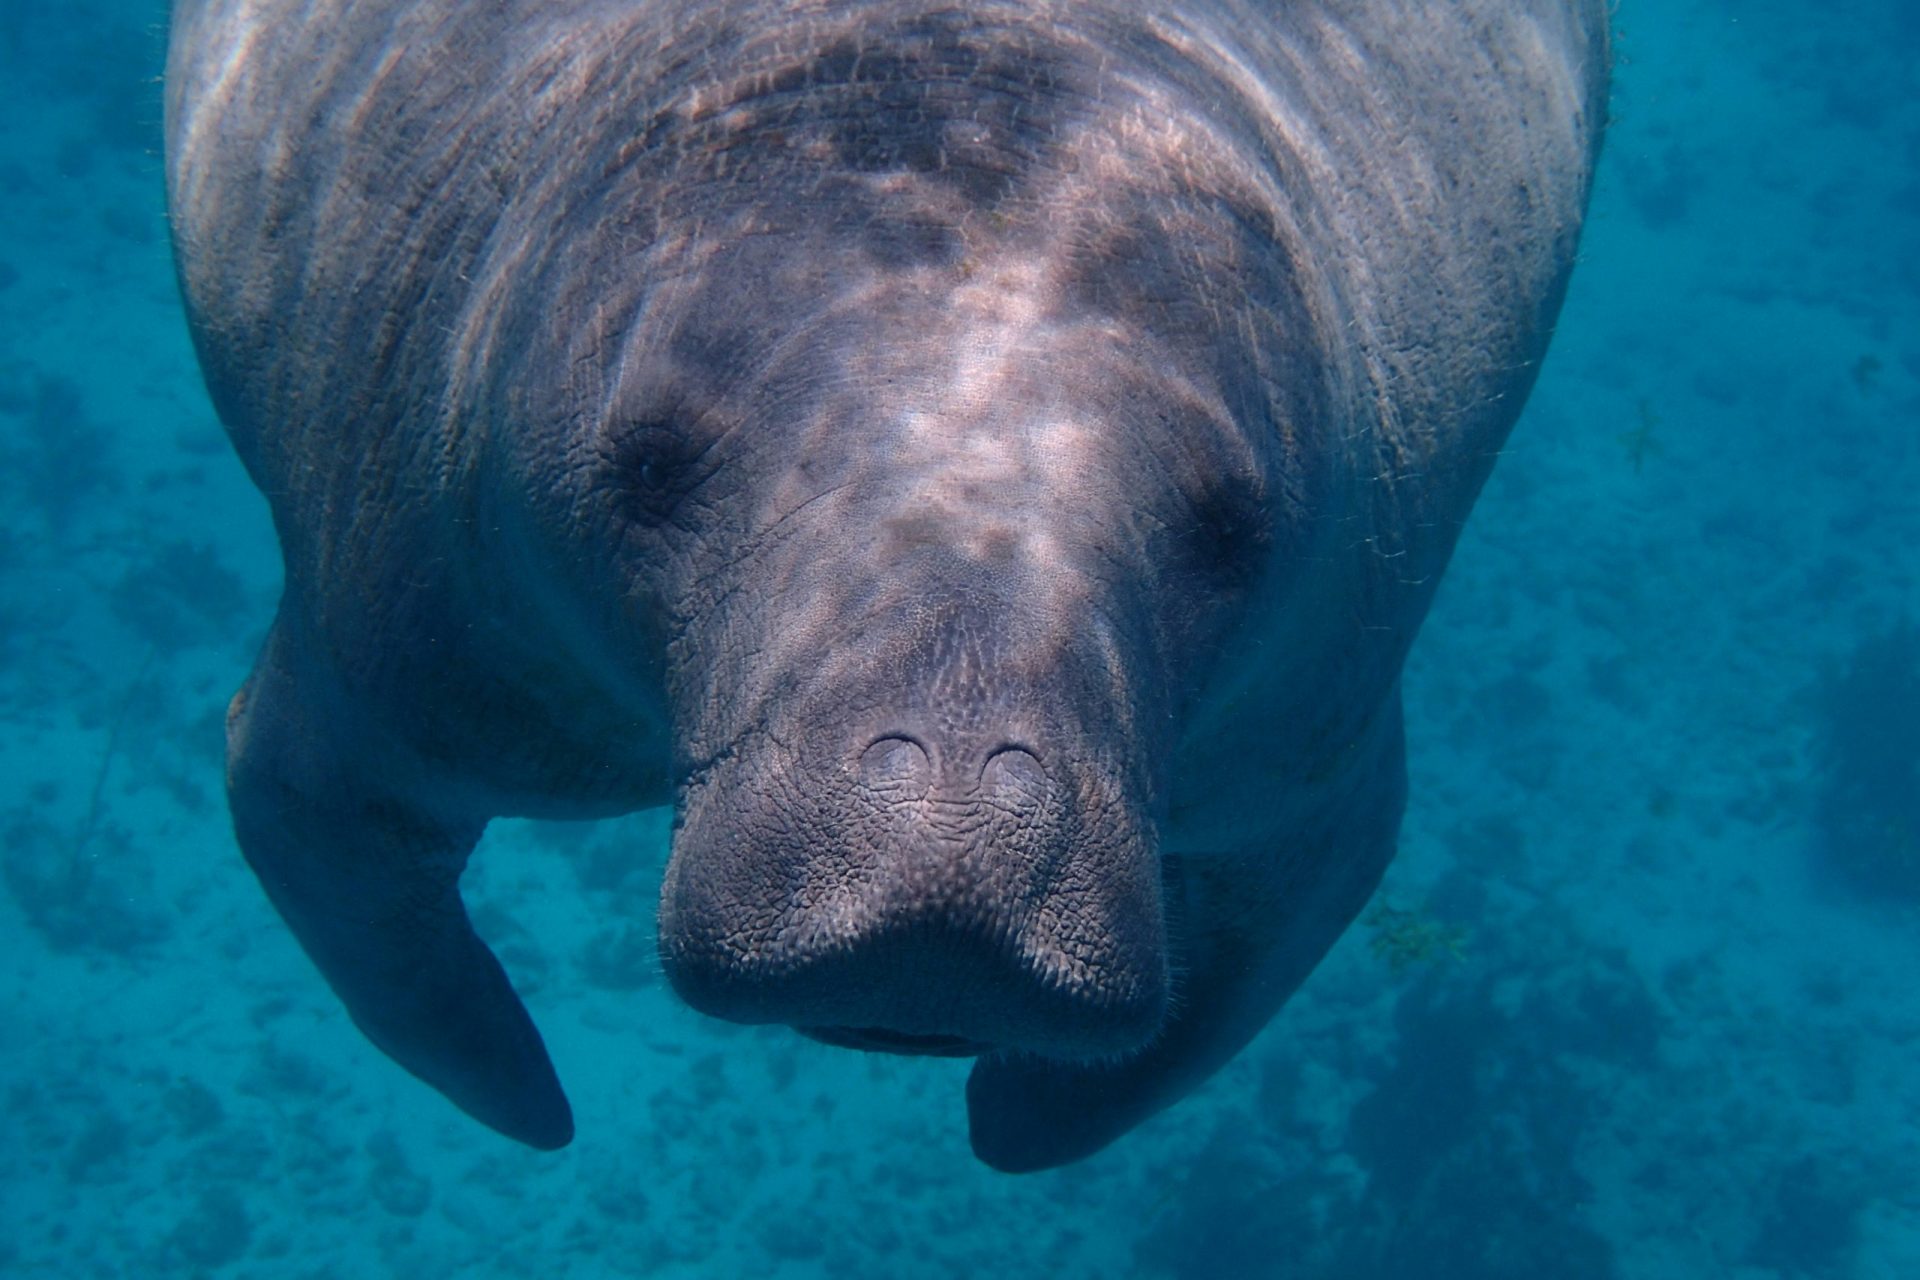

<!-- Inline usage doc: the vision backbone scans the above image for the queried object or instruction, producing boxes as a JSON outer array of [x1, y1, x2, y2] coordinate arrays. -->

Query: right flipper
[[224, 615, 572, 1149]]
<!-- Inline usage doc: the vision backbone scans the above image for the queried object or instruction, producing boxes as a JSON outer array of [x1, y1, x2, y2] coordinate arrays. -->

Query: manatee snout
[[658, 606, 1170, 1062]]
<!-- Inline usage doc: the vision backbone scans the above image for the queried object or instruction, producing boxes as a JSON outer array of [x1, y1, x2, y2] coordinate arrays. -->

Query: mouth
[[803, 1026, 993, 1057]]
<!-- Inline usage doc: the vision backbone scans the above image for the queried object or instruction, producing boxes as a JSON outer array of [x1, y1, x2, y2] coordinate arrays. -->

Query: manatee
[[164, 0, 1608, 1171]]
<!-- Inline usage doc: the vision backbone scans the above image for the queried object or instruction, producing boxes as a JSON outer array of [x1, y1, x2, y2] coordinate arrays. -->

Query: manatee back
[[166, 0, 1605, 561], [1211, 0, 1610, 567], [166, 0, 520, 500]]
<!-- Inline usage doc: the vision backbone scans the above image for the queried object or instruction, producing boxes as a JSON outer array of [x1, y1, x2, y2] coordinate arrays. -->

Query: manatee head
[[492, 11, 1343, 1071]]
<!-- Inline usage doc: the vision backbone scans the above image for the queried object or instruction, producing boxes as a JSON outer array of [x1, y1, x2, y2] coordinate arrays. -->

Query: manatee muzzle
[[658, 707, 1170, 1062]]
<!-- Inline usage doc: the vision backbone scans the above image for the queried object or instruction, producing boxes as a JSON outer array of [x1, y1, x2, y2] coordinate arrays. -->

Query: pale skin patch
[[809, 82, 1285, 583]]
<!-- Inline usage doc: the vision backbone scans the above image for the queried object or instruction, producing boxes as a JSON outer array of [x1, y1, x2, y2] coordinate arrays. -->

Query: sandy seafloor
[[3, 1, 1917, 1277]]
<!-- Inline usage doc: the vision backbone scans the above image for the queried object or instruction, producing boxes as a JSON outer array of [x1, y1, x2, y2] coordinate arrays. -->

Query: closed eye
[[1185, 479, 1272, 586], [606, 417, 703, 524]]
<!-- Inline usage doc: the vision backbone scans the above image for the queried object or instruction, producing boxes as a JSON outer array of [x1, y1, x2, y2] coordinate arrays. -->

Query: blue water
[[3, 2, 1916, 1277]]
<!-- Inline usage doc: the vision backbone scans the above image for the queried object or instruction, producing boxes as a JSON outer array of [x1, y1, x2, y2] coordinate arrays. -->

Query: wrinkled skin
[[166, 0, 1608, 1170]]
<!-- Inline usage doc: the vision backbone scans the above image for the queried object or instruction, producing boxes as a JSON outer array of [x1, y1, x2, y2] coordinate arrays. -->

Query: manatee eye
[[608, 417, 699, 523], [1185, 479, 1273, 589]]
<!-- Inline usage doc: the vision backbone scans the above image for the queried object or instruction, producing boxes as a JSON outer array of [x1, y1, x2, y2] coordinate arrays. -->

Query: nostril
[[858, 735, 930, 800], [981, 746, 1046, 812]]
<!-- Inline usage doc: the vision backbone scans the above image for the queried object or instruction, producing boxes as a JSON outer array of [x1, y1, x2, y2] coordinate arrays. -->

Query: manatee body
[[166, 0, 1607, 1170]]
